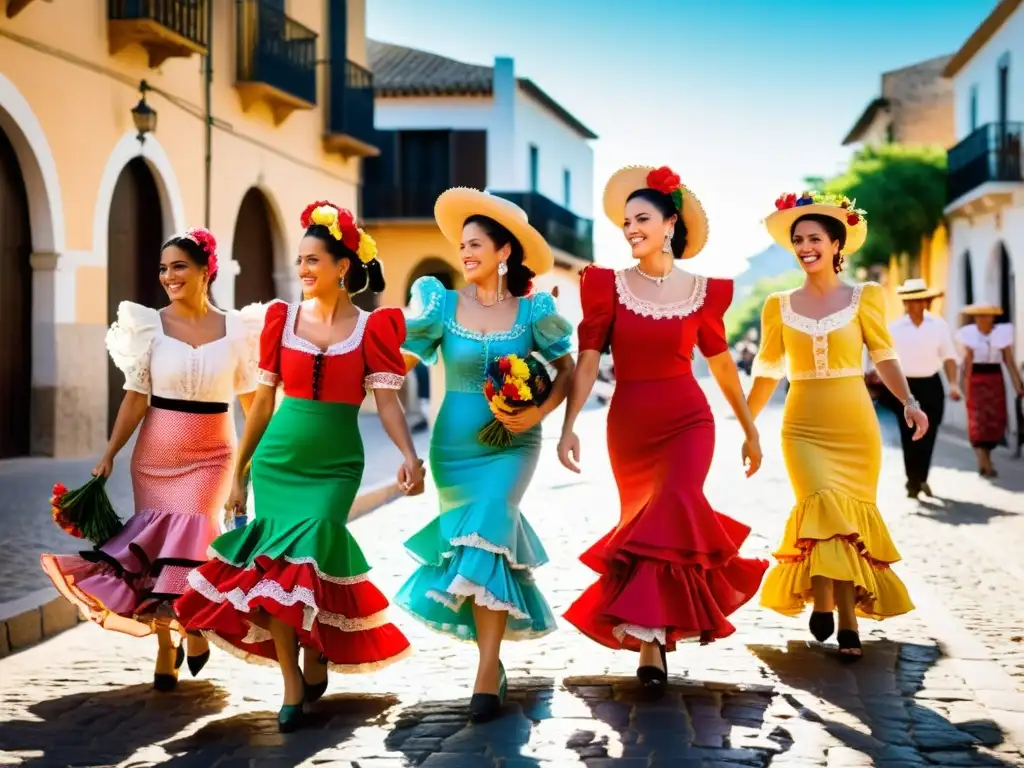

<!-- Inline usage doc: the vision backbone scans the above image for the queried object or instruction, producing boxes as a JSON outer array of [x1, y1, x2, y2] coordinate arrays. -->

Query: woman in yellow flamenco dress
[[746, 193, 929, 661]]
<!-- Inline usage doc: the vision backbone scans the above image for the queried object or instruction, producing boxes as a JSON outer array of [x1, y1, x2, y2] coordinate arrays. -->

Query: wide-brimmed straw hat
[[602, 165, 709, 259], [896, 277, 943, 301], [765, 192, 868, 255], [434, 188, 554, 275], [961, 303, 1004, 317]]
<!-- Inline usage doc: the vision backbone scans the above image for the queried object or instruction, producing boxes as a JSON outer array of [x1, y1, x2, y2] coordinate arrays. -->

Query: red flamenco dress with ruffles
[[174, 300, 410, 672], [563, 266, 768, 650]]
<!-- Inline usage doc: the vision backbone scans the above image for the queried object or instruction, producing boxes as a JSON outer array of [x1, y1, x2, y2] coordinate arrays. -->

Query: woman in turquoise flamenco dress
[[395, 188, 576, 723]]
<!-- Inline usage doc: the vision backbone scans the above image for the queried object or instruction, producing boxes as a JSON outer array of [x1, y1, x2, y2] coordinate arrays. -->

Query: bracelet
[[902, 396, 921, 411]]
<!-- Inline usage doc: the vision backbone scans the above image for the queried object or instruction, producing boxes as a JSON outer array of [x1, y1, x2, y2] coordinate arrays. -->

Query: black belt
[[150, 395, 229, 414], [972, 363, 1002, 374]]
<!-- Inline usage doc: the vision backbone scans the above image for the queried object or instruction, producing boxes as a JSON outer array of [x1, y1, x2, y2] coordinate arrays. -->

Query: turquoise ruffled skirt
[[395, 391, 556, 641]]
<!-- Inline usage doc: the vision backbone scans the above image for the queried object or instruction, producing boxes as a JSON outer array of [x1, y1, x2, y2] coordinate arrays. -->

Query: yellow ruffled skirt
[[760, 377, 914, 620]]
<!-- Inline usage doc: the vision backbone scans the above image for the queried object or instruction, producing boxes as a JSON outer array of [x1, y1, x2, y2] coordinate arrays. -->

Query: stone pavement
[[1, 383, 1023, 767]]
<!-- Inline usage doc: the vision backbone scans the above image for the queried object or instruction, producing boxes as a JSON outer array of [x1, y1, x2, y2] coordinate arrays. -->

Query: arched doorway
[[233, 188, 278, 305], [405, 256, 457, 303], [997, 242, 1014, 321], [962, 251, 974, 322], [0, 126, 32, 457], [107, 158, 164, 432]]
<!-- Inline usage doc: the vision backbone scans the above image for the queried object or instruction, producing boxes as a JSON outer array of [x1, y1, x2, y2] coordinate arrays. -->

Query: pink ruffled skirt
[[41, 405, 234, 635]]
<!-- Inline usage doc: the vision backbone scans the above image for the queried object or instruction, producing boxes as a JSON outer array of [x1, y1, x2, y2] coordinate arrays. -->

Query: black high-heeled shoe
[[636, 642, 668, 695], [837, 629, 863, 663], [186, 631, 210, 677], [809, 612, 835, 643], [278, 696, 306, 734], [469, 661, 506, 724], [154, 643, 185, 692], [301, 651, 329, 704]]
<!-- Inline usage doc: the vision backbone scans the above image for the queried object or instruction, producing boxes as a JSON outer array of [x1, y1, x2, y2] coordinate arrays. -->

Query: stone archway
[[405, 256, 458, 303], [232, 187, 280, 306]]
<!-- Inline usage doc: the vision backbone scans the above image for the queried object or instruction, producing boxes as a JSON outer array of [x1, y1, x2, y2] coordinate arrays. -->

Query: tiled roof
[[367, 40, 597, 140]]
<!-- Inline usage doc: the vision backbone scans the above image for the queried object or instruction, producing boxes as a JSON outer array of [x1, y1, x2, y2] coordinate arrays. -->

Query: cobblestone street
[[1, 383, 1023, 767]]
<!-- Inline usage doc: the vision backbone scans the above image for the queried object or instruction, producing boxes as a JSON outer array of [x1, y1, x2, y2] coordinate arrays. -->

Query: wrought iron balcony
[[107, 0, 208, 68], [235, 0, 317, 125], [948, 121, 1023, 204], [325, 60, 379, 158], [492, 191, 594, 262]]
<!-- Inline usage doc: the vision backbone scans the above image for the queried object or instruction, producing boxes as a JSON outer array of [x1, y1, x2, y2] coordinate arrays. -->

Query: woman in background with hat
[[956, 303, 1021, 477], [747, 193, 927, 660], [557, 165, 768, 696], [395, 188, 575, 723]]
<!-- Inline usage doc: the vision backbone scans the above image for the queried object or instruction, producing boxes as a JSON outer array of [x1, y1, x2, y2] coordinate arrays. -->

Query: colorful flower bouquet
[[50, 476, 123, 545], [478, 353, 553, 447]]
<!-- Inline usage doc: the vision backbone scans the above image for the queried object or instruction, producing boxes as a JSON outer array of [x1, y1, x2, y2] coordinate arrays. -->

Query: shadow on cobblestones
[[0, 680, 229, 767], [751, 640, 1016, 765], [914, 497, 1018, 527]]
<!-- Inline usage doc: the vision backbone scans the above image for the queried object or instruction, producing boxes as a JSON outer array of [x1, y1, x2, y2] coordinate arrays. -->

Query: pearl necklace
[[634, 265, 675, 286]]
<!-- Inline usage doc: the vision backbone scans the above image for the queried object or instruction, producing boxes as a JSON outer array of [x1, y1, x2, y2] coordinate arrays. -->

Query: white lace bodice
[[106, 301, 267, 402]]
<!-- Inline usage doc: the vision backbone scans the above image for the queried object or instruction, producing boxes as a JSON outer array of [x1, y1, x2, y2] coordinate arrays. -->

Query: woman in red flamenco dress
[[558, 166, 768, 695]]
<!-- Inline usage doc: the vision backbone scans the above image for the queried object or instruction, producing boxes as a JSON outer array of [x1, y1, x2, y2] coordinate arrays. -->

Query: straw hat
[[896, 277, 943, 301], [434, 188, 553, 275], [602, 165, 709, 259], [765, 192, 868, 255], [961, 303, 1004, 317]]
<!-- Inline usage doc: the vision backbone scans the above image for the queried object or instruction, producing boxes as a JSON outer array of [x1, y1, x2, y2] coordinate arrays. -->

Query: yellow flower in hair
[[509, 355, 530, 381], [311, 205, 338, 227], [356, 228, 378, 264]]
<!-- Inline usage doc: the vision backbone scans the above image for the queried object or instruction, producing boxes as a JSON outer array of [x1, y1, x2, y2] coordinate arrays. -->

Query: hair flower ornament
[[300, 200, 379, 263], [645, 166, 684, 210], [181, 227, 219, 277], [356, 228, 378, 264], [773, 191, 866, 227]]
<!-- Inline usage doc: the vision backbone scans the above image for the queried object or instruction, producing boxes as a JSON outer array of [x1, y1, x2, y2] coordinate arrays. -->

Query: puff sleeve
[[858, 282, 897, 364], [696, 277, 734, 358], [363, 308, 407, 390], [105, 301, 160, 394], [991, 322, 1015, 350], [257, 300, 289, 388], [233, 302, 270, 394], [529, 291, 573, 363], [402, 276, 447, 365], [577, 265, 615, 354], [751, 295, 786, 380]]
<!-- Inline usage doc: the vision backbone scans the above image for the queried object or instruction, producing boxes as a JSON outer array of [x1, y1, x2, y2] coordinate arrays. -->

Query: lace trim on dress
[[869, 348, 898, 364], [364, 372, 405, 390], [202, 630, 412, 674], [788, 367, 864, 382], [751, 355, 786, 380], [206, 549, 370, 586], [257, 369, 280, 387], [444, 317, 528, 343], [779, 285, 868, 380], [426, 575, 531, 620], [614, 270, 708, 319], [445, 533, 531, 570], [283, 304, 368, 357], [612, 623, 667, 645]]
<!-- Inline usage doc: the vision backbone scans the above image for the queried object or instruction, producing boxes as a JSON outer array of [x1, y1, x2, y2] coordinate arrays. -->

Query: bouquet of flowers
[[50, 476, 123, 545], [478, 353, 553, 447]]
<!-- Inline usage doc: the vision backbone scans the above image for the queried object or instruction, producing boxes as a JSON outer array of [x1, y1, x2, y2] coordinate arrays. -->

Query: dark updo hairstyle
[[625, 188, 689, 259], [464, 214, 535, 297], [303, 225, 386, 295], [790, 213, 846, 274], [161, 232, 219, 306]]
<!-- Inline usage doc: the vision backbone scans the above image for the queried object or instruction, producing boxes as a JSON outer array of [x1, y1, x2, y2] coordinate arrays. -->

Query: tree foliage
[[813, 144, 947, 269], [725, 270, 805, 345]]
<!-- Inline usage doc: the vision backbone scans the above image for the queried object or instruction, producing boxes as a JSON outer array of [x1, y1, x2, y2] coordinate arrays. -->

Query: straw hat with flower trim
[[434, 188, 554, 276], [602, 165, 709, 259], [961, 303, 1004, 317], [896, 277, 943, 301], [765, 192, 868, 255]]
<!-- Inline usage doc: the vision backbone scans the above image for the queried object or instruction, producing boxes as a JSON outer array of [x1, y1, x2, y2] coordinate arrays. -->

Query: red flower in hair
[[300, 200, 361, 251], [300, 200, 339, 229], [184, 228, 218, 277], [646, 166, 681, 196]]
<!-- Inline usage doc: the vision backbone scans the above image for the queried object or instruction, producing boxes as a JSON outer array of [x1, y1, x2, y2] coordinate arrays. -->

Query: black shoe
[[187, 650, 210, 677], [837, 629, 863, 663], [636, 643, 668, 697], [303, 676, 329, 704], [809, 612, 835, 642], [278, 700, 305, 733], [154, 644, 185, 692], [469, 662, 506, 724]]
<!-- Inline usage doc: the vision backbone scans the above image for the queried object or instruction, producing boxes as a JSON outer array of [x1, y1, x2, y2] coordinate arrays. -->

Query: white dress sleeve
[[105, 301, 160, 394], [991, 323, 1015, 351], [234, 302, 270, 395]]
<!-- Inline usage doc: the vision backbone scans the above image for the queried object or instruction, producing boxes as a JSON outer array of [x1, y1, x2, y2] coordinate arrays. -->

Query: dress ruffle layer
[[395, 500, 556, 642], [174, 517, 409, 672], [564, 504, 768, 651], [40, 508, 214, 623], [759, 487, 914, 619]]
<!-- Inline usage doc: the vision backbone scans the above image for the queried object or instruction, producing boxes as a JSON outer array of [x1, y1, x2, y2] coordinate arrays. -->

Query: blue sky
[[367, 0, 993, 276]]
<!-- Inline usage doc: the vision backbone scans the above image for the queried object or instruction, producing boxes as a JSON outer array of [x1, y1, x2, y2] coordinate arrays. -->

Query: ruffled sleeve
[[529, 291, 573, 363], [751, 294, 786, 380], [363, 308, 407, 390], [233, 302, 270, 395], [402, 276, 447, 365], [696, 277, 734, 358], [105, 301, 160, 394], [858, 282, 897, 364], [991, 322, 1015, 350], [257, 300, 289, 388], [578, 265, 615, 354]]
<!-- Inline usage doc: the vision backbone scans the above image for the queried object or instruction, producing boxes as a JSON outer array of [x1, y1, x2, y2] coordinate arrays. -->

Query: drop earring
[[497, 261, 508, 301], [662, 229, 674, 254], [339, 274, 346, 290]]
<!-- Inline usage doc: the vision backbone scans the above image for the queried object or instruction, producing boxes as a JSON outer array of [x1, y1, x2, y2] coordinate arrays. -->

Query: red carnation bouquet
[[478, 353, 553, 447], [50, 476, 123, 545]]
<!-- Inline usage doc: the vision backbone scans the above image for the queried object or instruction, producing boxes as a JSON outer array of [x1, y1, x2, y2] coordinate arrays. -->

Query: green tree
[[725, 270, 805, 345], [813, 144, 947, 269]]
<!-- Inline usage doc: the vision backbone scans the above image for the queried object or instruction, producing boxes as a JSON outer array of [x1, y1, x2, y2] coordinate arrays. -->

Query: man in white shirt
[[878, 279, 961, 498]]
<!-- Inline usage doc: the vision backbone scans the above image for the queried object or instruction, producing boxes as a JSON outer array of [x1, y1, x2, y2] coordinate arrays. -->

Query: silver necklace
[[468, 287, 506, 307], [634, 265, 674, 286]]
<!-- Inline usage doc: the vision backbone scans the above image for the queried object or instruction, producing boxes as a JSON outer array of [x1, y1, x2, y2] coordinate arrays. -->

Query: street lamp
[[131, 80, 157, 144]]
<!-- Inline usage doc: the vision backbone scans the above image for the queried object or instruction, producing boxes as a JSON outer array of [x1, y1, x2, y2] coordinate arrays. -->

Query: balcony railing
[[325, 60, 379, 157], [362, 183, 447, 220], [948, 121, 1023, 203], [236, 0, 317, 116], [107, 0, 208, 67], [492, 191, 594, 262]]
